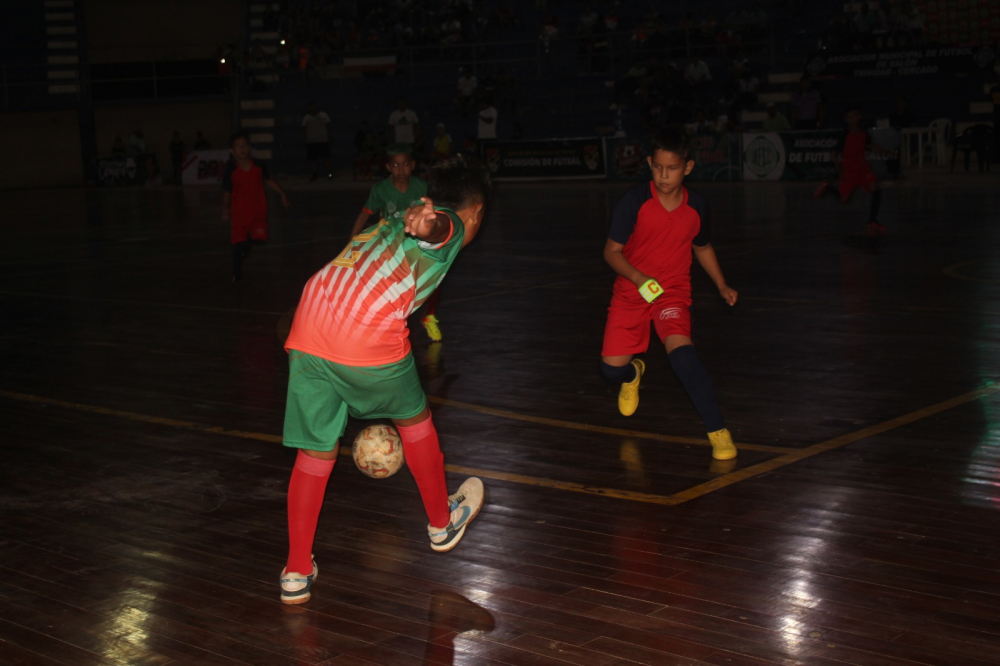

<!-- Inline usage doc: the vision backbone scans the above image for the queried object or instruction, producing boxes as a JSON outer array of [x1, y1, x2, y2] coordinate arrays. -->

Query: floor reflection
[[422, 590, 496, 664]]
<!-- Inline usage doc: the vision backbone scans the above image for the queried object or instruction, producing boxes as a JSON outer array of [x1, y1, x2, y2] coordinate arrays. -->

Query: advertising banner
[[742, 131, 841, 181], [182, 149, 231, 185], [96, 154, 156, 186], [805, 45, 996, 79], [483, 138, 606, 180], [608, 134, 742, 182]]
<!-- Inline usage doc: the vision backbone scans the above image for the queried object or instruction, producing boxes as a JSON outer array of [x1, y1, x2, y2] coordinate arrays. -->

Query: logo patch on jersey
[[659, 307, 682, 320]]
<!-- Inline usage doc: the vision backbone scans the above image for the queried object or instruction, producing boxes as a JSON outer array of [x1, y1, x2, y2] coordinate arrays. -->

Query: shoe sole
[[430, 493, 484, 553]]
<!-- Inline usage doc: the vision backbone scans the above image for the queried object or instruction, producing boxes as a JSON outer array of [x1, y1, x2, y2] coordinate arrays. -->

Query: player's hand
[[404, 197, 438, 238], [719, 285, 738, 306], [638, 278, 664, 303]]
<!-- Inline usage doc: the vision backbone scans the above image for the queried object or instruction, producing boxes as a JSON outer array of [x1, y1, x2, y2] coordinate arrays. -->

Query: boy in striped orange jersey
[[278, 156, 490, 604]]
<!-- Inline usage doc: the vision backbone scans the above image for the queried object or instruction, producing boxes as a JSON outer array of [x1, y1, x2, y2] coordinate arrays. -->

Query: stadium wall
[[94, 101, 231, 166], [82, 0, 245, 63], [0, 110, 83, 189]]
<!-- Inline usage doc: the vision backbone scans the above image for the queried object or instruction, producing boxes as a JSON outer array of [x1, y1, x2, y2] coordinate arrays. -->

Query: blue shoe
[[280, 557, 317, 605], [428, 478, 484, 552]]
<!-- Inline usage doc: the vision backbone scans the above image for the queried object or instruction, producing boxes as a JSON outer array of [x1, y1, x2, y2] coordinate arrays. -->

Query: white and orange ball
[[352, 424, 405, 478]]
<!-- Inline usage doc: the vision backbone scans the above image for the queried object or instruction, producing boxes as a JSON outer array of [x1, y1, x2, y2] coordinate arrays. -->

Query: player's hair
[[427, 154, 492, 211], [649, 128, 692, 161], [385, 142, 414, 157], [229, 131, 250, 146]]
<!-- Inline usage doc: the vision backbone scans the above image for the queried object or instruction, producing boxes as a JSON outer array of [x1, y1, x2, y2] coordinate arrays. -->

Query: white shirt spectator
[[738, 75, 760, 94], [457, 74, 477, 98], [685, 59, 712, 83], [388, 107, 419, 143], [302, 111, 330, 143], [477, 105, 498, 139]]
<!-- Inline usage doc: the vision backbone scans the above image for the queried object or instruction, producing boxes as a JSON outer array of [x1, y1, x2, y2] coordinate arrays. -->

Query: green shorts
[[283, 350, 427, 451]]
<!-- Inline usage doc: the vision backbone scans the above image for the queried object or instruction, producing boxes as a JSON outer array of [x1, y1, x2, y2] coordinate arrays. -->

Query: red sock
[[397, 416, 450, 528], [286, 449, 335, 576], [423, 291, 439, 318]]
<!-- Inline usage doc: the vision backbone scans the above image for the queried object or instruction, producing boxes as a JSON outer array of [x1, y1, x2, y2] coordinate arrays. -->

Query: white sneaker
[[428, 478, 484, 552]]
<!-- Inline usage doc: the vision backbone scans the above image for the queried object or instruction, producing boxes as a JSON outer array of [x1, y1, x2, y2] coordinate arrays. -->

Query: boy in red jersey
[[222, 132, 290, 282], [599, 128, 739, 462], [278, 156, 491, 604], [813, 107, 894, 235]]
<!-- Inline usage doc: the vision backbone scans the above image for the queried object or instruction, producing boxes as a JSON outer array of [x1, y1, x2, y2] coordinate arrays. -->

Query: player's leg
[[601, 300, 650, 416], [232, 242, 249, 281], [863, 173, 885, 233], [421, 291, 442, 342], [281, 351, 348, 603], [347, 354, 482, 551], [655, 302, 737, 461]]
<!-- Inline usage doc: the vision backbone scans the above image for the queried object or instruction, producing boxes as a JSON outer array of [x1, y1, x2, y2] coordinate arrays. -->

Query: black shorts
[[307, 142, 330, 159]]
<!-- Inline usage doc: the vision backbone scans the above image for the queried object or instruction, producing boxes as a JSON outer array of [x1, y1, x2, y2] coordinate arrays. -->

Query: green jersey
[[363, 177, 428, 222]]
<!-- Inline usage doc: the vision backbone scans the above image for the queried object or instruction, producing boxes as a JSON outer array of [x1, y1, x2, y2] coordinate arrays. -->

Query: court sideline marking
[[1, 386, 996, 506]]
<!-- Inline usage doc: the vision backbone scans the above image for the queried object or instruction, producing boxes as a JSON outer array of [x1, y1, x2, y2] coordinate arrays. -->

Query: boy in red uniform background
[[599, 128, 739, 462], [222, 132, 290, 282], [814, 107, 894, 235]]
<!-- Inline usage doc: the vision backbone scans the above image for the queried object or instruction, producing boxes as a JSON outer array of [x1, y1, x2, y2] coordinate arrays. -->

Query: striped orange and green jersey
[[285, 210, 464, 366]]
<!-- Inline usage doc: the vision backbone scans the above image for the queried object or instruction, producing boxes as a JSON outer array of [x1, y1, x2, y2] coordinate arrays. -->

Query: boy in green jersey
[[352, 143, 444, 341]]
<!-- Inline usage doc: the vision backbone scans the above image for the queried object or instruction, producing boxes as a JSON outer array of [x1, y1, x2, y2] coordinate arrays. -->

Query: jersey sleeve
[[362, 183, 382, 216], [688, 190, 712, 247], [608, 182, 650, 245], [221, 161, 235, 192]]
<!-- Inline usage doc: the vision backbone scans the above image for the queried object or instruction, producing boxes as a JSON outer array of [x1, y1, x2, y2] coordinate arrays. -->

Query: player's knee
[[600, 360, 633, 384]]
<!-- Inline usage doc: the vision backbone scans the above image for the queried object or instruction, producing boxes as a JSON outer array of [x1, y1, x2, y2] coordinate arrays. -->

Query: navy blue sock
[[869, 189, 882, 222], [600, 360, 636, 384], [667, 345, 725, 433]]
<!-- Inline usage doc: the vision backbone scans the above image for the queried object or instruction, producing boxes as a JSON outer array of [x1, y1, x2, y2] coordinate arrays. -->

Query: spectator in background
[[302, 102, 332, 181], [903, 3, 925, 45], [194, 131, 211, 150], [169, 131, 185, 184], [128, 129, 146, 155], [477, 97, 498, 142], [887, 97, 913, 175], [791, 79, 825, 129], [388, 98, 420, 146], [456, 68, 478, 118], [822, 15, 850, 51], [431, 123, 452, 163], [539, 14, 559, 54], [762, 102, 792, 131], [684, 56, 712, 104], [697, 12, 718, 49], [853, 4, 877, 50], [737, 70, 760, 112], [112, 136, 127, 158], [688, 109, 717, 135]]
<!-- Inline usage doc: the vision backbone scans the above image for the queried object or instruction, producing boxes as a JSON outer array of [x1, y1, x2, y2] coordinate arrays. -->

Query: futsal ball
[[352, 424, 405, 479]]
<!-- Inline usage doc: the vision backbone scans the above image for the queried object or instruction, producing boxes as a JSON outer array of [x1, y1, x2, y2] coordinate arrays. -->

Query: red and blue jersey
[[608, 182, 711, 304]]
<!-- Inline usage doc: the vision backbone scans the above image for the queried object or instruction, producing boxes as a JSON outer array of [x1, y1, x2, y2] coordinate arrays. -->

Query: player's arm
[[404, 198, 452, 245], [602, 238, 650, 288], [266, 178, 291, 209], [351, 210, 372, 238], [693, 243, 737, 306]]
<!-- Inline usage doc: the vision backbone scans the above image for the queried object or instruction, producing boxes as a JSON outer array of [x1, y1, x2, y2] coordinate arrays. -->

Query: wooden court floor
[[1, 171, 999, 665]]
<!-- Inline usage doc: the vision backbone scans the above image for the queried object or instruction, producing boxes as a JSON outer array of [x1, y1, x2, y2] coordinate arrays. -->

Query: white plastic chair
[[929, 118, 951, 165]]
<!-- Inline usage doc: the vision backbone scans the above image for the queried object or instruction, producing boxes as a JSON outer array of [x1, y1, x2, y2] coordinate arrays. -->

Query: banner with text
[[182, 149, 232, 185], [96, 154, 156, 187], [483, 138, 606, 180], [742, 131, 841, 181], [805, 45, 996, 79]]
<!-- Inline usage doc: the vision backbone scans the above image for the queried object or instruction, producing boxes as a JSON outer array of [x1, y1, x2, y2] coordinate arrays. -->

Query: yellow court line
[[667, 384, 1000, 505], [426, 395, 789, 454], [2, 387, 996, 507]]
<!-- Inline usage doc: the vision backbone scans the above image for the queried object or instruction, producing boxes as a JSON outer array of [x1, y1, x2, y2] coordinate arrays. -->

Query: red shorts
[[601, 294, 692, 357], [839, 167, 877, 200]]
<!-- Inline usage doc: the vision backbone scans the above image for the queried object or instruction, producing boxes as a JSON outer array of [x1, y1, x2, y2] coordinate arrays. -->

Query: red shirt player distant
[[223, 157, 271, 244]]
